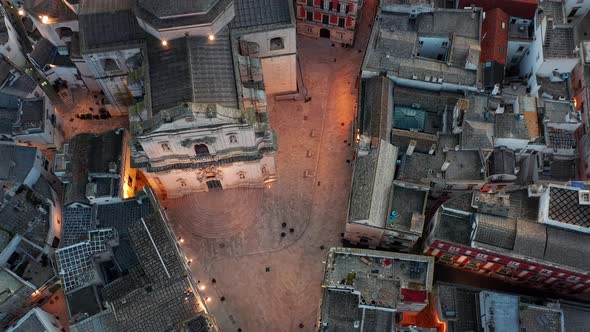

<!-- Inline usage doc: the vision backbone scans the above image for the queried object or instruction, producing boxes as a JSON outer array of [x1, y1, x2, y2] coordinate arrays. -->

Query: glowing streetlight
[[17, 9, 25, 16], [199, 285, 206, 291], [40, 15, 49, 24], [208, 34, 215, 41], [161, 40, 168, 46]]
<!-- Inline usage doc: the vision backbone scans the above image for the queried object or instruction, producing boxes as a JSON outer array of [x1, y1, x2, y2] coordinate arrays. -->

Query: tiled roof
[[18, 98, 45, 131], [24, 0, 78, 22], [29, 38, 55, 68], [547, 127, 576, 149], [135, 0, 233, 30], [480, 8, 509, 65], [0, 109, 17, 135], [544, 26, 576, 58], [0, 186, 50, 247], [138, 0, 216, 18], [231, 0, 292, 30], [62, 130, 124, 205], [544, 227, 590, 271], [494, 113, 531, 140], [474, 213, 516, 249], [79, 0, 144, 53], [100, 209, 203, 332], [147, 30, 238, 114]]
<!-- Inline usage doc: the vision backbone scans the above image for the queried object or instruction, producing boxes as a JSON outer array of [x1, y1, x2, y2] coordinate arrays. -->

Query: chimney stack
[[406, 140, 417, 156]]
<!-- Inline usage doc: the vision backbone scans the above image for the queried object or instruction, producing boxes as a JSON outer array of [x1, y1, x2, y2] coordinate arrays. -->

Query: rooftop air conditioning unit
[[579, 190, 590, 205]]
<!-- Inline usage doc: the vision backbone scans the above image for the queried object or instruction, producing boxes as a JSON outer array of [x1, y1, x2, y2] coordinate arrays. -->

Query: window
[[501, 22, 506, 29], [161, 143, 171, 152], [306, 11, 313, 21], [239, 173, 246, 179], [511, 57, 519, 64], [517, 46, 524, 52], [510, 18, 517, 24], [507, 261, 520, 268], [476, 253, 488, 260], [194, 144, 210, 155], [441, 41, 448, 46], [229, 135, 238, 143], [539, 268, 553, 276], [499, 46, 504, 54], [322, 14, 329, 25], [449, 246, 460, 253], [323, 0, 330, 10], [340, 3, 347, 13], [306, 27, 313, 33], [338, 18, 345, 28], [262, 166, 268, 175], [177, 178, 187, 187], [270, 37, 284, 51], [307, 0, 313, 5]]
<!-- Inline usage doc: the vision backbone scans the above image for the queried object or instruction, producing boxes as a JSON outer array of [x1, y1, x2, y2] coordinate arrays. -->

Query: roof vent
[[579, 190, 590, 205], [528, 184, 544, 197]]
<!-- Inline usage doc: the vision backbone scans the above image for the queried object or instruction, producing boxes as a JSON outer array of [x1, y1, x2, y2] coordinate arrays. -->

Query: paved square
[[163, 1, 378, 330]]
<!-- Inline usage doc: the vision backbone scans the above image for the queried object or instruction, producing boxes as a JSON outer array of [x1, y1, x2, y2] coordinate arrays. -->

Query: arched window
[[161, 143, 171, 152], [270, 37, 284, 51], [229, 135, 238, 144], [194, 144, 210, 155]]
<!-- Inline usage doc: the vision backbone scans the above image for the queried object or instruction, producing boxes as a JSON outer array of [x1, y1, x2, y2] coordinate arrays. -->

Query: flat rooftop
[[387, 183, 427, 232], [323, 248, 434, 310], [363, 9, 481, 87]]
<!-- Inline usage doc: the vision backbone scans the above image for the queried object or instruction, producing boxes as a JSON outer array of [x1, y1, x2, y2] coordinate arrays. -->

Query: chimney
[[441, 160, 451, 172], [406, 140, 417, 156], [428, 144, 436, 155]]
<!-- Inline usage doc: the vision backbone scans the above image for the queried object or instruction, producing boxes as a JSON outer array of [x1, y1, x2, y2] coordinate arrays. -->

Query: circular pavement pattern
[[164, 188, 264, 239]]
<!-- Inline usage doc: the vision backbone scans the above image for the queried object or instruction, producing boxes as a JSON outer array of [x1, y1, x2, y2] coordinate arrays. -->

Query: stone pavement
[[163, 1, 379, 330]]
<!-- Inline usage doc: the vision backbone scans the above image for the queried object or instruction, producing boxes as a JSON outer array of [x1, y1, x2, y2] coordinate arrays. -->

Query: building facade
[[296, 0, 362, 45], [129, 0, 296, 198], [424, 187, 590, 295]]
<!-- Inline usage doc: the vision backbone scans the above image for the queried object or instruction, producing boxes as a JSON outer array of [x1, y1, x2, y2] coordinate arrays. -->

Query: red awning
[[401, 289, 428, 303]]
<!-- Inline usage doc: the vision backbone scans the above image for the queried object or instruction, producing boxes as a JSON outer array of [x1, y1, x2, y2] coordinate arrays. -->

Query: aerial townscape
[[2, 0, 590, 331]]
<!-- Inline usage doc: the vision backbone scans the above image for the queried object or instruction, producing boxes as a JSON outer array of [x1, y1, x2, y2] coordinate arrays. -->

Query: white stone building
[[129, 0, 296, 198]]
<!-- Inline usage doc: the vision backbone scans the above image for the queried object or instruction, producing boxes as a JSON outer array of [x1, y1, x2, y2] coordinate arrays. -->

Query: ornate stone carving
[[196, 166, 223, 183]]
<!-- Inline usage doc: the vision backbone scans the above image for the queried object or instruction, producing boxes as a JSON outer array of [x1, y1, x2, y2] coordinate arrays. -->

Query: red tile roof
[[458, 0, 538, 19], [480, 8, 509, 65]]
